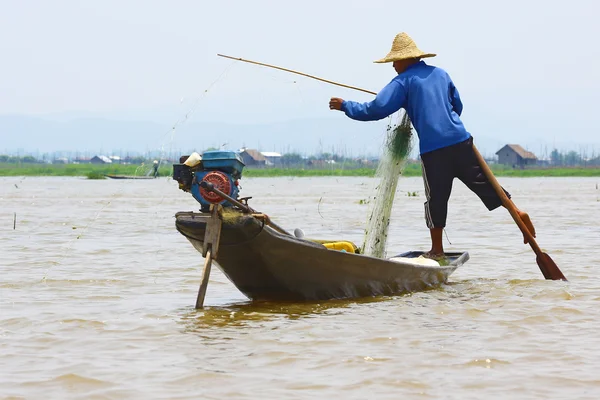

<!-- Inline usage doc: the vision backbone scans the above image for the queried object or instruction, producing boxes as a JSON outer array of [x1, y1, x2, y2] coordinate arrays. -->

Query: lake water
[[1, 176, 599, 399]]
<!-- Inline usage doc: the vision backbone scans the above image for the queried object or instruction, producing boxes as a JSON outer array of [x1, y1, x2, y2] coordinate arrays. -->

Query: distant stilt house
[[495, 144, 537, 168], [239, 148, 266, 167], [307, 159, 336, 168], [73, 157, 91, 164], [90, 155, 113, 164], [260, 151, 282, 166]]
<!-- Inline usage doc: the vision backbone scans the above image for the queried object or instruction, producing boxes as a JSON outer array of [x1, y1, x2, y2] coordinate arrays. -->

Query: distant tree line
[[549, 149, 600, 166], [0, 154, 151, 165], [3, 149, 600, 168], [278, 152, 378, 169], [0, 155, 45, 164]]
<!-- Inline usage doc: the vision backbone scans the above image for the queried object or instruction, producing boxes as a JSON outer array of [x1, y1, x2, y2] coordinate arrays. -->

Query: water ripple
[[2, 176, 600, 399]]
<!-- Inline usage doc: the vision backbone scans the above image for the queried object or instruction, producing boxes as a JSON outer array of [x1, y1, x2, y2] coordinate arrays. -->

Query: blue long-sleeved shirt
[[342, 61, 471, 154]]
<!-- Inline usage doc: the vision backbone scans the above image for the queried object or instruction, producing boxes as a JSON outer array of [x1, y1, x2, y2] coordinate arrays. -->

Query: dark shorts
[[420, 137, 510, 228]]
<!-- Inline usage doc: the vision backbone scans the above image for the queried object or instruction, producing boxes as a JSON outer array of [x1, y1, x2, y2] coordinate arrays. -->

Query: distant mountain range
[[0, 113, 546, 159]]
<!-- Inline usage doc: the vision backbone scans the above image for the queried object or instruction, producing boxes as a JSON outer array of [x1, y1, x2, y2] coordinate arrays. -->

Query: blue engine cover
[[201, 150, 245, 179]]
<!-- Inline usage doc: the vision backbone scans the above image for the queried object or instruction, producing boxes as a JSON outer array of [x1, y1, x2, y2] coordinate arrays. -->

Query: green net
[[387, 112, 413, 161], [221, 208, 245, 224], [361, 111, 414, 258]]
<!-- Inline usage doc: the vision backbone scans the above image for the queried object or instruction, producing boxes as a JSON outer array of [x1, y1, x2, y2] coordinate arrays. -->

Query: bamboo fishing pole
[[216, 53, 566, 280], [217, 54, 377, 96]]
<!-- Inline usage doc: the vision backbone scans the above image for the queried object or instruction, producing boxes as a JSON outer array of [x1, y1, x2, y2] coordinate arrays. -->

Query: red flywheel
[[199, 171, 231, 203]]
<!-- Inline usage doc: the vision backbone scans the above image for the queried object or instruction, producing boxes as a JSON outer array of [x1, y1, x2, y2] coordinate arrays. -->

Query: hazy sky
[[1, 0, 599, 152]]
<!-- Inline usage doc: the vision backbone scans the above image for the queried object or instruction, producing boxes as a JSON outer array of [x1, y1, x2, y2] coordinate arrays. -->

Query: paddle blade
[[536, 252, 567, 281]]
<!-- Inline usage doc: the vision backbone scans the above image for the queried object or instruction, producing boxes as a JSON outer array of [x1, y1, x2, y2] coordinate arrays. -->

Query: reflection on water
[[179, 296, 395, 332], [2, 176, 600, 399]]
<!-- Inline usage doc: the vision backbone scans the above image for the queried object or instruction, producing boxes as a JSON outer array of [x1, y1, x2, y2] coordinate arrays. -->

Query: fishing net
[[221, 208, 246, 225], [361, 111, 414, 258]]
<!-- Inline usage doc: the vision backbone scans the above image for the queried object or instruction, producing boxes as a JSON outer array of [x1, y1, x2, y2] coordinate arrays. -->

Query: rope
[[142, 61, 241, 279]]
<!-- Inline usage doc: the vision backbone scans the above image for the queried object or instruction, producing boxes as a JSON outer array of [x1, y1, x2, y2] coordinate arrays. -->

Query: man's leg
[[429, 227, 444, 256], [456, 138, 536, 243], [421, 149, 455, 258]]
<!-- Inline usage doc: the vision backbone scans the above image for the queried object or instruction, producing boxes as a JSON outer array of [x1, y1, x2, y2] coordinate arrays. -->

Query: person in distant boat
[[329, 32, 535, 259], [152, 160, 159, 177]]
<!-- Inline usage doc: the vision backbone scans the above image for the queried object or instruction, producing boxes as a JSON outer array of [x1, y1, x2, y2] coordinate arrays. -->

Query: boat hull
[[105, 175, 156, 180], [175, 211, 469, 301]]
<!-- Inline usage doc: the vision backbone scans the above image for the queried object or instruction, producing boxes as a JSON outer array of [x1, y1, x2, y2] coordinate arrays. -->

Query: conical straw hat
[[374, 32, 436, 63]]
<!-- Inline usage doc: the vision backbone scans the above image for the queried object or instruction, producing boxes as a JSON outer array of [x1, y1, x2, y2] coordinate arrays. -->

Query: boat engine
[[172, 150, 245, 212]]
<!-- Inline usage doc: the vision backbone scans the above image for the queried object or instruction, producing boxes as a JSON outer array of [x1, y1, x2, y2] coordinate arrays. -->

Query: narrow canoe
[[175, 211, 469, 301], [104, 175, 156, 180]]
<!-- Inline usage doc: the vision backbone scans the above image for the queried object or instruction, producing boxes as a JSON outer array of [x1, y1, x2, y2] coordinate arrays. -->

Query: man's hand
[[329, 97, 344, 111]]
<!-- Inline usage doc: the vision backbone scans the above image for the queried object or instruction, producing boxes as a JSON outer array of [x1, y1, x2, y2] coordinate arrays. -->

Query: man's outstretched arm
[[329, 80, 406, 121]]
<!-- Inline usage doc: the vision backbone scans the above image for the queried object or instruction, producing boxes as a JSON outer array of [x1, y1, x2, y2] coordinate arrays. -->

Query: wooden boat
[[105, 174, 156, 180], [175, 210, 469, 302]]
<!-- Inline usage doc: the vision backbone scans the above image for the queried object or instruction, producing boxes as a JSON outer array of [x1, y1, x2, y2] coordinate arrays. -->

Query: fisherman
[[329, 32, 535, 259], [152, 160, 159, 177]]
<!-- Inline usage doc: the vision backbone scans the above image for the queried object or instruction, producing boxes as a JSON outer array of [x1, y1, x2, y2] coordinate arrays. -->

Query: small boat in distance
[[104, 174, 156, 180], [105, 160, 161, 180]]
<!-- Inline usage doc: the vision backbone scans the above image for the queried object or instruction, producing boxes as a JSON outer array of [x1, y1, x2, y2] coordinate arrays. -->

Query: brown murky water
[[1, 176, 599, 399]]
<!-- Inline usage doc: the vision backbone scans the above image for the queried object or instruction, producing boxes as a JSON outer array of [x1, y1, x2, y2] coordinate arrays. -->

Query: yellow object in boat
[[321, 241, 358, 253]]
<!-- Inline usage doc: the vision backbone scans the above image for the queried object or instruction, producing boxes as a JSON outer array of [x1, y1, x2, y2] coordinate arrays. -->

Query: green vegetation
[[0, 163, 171, 177], [243, 167, 378, 177], [437, 257, 450, 266], [86, 171, 106, 180], [243, 165, 600, 177], [2, 162, 600, 178], [242, 163, 422, 177], [485, 166, 600, 177]]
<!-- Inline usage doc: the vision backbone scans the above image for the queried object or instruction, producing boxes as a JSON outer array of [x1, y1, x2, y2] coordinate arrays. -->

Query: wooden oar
[[472, 148, 567, 280], [196, 204, 223, 309], [218, 54, 567, 280], [196, 248, 213, 309]]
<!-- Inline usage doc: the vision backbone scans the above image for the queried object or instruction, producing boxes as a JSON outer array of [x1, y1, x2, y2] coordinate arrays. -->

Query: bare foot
[[518, 211, 536, 244]]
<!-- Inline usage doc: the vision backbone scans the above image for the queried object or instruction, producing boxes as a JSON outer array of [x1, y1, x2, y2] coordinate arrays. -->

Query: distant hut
[[73, 156, 91, 164], [495, 144, 537, 168], [90, 155, 112, 164], [260, 151, 282, 166], [306, 159, 331, 168], [239, 148, 266, 167]]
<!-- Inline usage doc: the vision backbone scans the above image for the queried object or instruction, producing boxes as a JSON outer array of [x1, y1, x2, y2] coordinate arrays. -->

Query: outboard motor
[[173, 150, 245, 212]]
